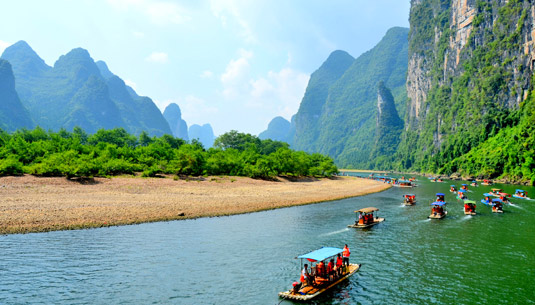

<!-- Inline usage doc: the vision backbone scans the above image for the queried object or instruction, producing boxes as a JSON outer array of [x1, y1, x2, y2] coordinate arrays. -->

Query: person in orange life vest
[[464, 203, 469, 212], [358, 212, 363, 224], [342, 244, 350, 267], [335, 254, 343, 276], [316, 260, 326, 278], [327, 259, 335, 281]]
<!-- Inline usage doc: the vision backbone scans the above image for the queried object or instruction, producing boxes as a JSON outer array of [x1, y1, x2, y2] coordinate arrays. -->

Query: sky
[[0, 0, 410, 136]]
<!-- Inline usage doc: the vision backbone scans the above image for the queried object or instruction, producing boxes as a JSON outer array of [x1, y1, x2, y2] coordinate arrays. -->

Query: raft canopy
[[436, 193, 445, 196], [297, 247, 343, 262], [515, 189, 525, 193], [355, 207, 379, 213], [450, 185, 456, 187], [458, 189, 466, 193], [492, 188, 502, 192], [463, 200, 476, 204], [431, 201, 446, 206], [492, 198, 503, 203]]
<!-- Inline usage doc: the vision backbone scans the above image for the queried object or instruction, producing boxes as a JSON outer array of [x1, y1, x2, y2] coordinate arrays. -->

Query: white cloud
[[200, 70, 213, 78], [210, 0, 257, 43], [107, 0, 191, 25], [220, 49, 252, 98], [0, 40, 11, 55], [145, 51, 169, 63]]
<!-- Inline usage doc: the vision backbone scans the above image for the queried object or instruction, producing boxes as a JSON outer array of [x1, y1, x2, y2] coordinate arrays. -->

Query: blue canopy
[[450, 185, 456, 187], [398, 180, 411, 183], [516, 189, 525, 193], [492, 198, 503, 203], [436, 193, 445, 196], [461, 184, 468, 186], [483, 193, 493, 196], [298, 247, 343, 262], [458, 189, 466, 193], [431, 201, 446, 206]]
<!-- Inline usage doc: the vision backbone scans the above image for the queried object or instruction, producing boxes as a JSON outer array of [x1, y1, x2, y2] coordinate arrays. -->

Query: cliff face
[[0, 59, 33, 131], [401, 0, 535, 172]]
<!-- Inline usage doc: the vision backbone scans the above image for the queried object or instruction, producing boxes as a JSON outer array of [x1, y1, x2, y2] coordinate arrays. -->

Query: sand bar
[[0, 175, 390, 234]]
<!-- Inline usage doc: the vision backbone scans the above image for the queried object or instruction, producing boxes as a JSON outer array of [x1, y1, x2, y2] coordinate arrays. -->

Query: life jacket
[[317, 262, 325, 275], [343, 247, 350, 258], [336, 257, 343, 267], [327, 262, 334, 273]]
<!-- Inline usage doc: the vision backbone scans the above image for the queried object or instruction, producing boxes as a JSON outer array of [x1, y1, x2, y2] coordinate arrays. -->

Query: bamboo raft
[[278, 263, 361, 301]]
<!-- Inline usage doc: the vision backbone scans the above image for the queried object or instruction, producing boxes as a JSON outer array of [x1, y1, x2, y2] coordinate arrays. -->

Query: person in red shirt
[[316, 261, 325, 279], [327, 259, 334, 281], [335, 254, 343, 276]]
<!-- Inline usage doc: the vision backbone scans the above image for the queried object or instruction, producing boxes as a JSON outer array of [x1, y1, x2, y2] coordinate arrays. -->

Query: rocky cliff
[[258, 116, 292, 143], [400, 0, 535, 182], [188, 123, 214, 148]]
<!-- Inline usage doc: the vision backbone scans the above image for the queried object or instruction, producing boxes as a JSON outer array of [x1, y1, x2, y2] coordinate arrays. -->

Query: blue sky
[[0, 0, 410, 136]]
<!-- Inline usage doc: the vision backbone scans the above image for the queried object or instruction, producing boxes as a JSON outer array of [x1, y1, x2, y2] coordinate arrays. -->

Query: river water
[[1, 175, 534, 304]]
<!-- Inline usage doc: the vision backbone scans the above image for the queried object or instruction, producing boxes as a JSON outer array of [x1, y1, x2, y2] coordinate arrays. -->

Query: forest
[[0, 128, 338, 179]]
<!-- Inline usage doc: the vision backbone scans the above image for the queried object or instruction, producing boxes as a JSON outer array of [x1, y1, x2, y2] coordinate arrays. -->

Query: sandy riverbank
[[0, 175, 391, 234]]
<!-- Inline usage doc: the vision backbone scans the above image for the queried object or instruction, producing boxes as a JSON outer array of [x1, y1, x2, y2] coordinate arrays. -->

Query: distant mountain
[[1, 41, 172, 135], [291, 27, 409, 168], [0, 59, 33, 131], [188, 123, 214, 148], [163, 103, 189, 140], [258, 116, 291, 143], [292, 50, 354, 151]]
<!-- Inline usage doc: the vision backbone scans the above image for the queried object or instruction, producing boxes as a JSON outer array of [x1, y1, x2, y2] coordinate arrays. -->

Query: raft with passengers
[[279, 246, 360, 301], [429, 201, 447, 219], [513, 189, 531, 200], [348, 207, 385, 228], [403, 194, 416, 206], [463, 200, 477, 216]]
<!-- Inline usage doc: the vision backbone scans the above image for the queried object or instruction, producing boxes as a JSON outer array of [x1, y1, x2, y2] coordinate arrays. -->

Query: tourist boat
[[393, 179, 414, 188], [450, 185, 457, 193], [463, 200, 477, 215], [481, 179, 493, 186], [437, 178, 444, 182], [461, 183, 468, 190], [456, 189, 467, 200], [429, 201, 447, 219], [278, 247, 361, 301], [490, 198, 504, 213], [489, 188, 509, 197], [436, 193, 445, 202], [409, 177, 416, 182], [513, 189, 531, 200], [470, 180, 478, 187], [403, 194, 416, 206], [481, 193, 493, 206], [348, 207, 385, 228], [429, 177, 437, 182]]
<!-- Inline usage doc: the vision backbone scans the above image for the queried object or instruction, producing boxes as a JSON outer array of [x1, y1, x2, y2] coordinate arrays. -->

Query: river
[[1, 175, 534, 304]]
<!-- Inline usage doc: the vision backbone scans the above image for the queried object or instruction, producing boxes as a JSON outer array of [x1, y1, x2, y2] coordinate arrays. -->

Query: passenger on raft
[[335, 254, 343, 276], [432, 205, 444, 216], [327, 259, 335, 281], [493, 201, 503, 212], [450, 185, 456, 192], [464, 202, 476, 213], [300, 264, 313, 286]]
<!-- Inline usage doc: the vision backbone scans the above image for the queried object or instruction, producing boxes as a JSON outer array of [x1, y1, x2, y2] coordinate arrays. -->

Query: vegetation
[[0, 127, 338, 179]]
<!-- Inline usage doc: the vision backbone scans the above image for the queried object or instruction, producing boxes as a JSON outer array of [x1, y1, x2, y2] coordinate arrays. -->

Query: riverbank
[[0, 175, 391, 234]]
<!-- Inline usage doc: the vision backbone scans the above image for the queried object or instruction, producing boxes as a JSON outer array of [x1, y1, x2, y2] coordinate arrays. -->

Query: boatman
[[342, 244, 350, 267]]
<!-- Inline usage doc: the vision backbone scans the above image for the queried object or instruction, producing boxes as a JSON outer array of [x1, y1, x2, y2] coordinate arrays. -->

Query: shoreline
[[0, 175, 391, 234]]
